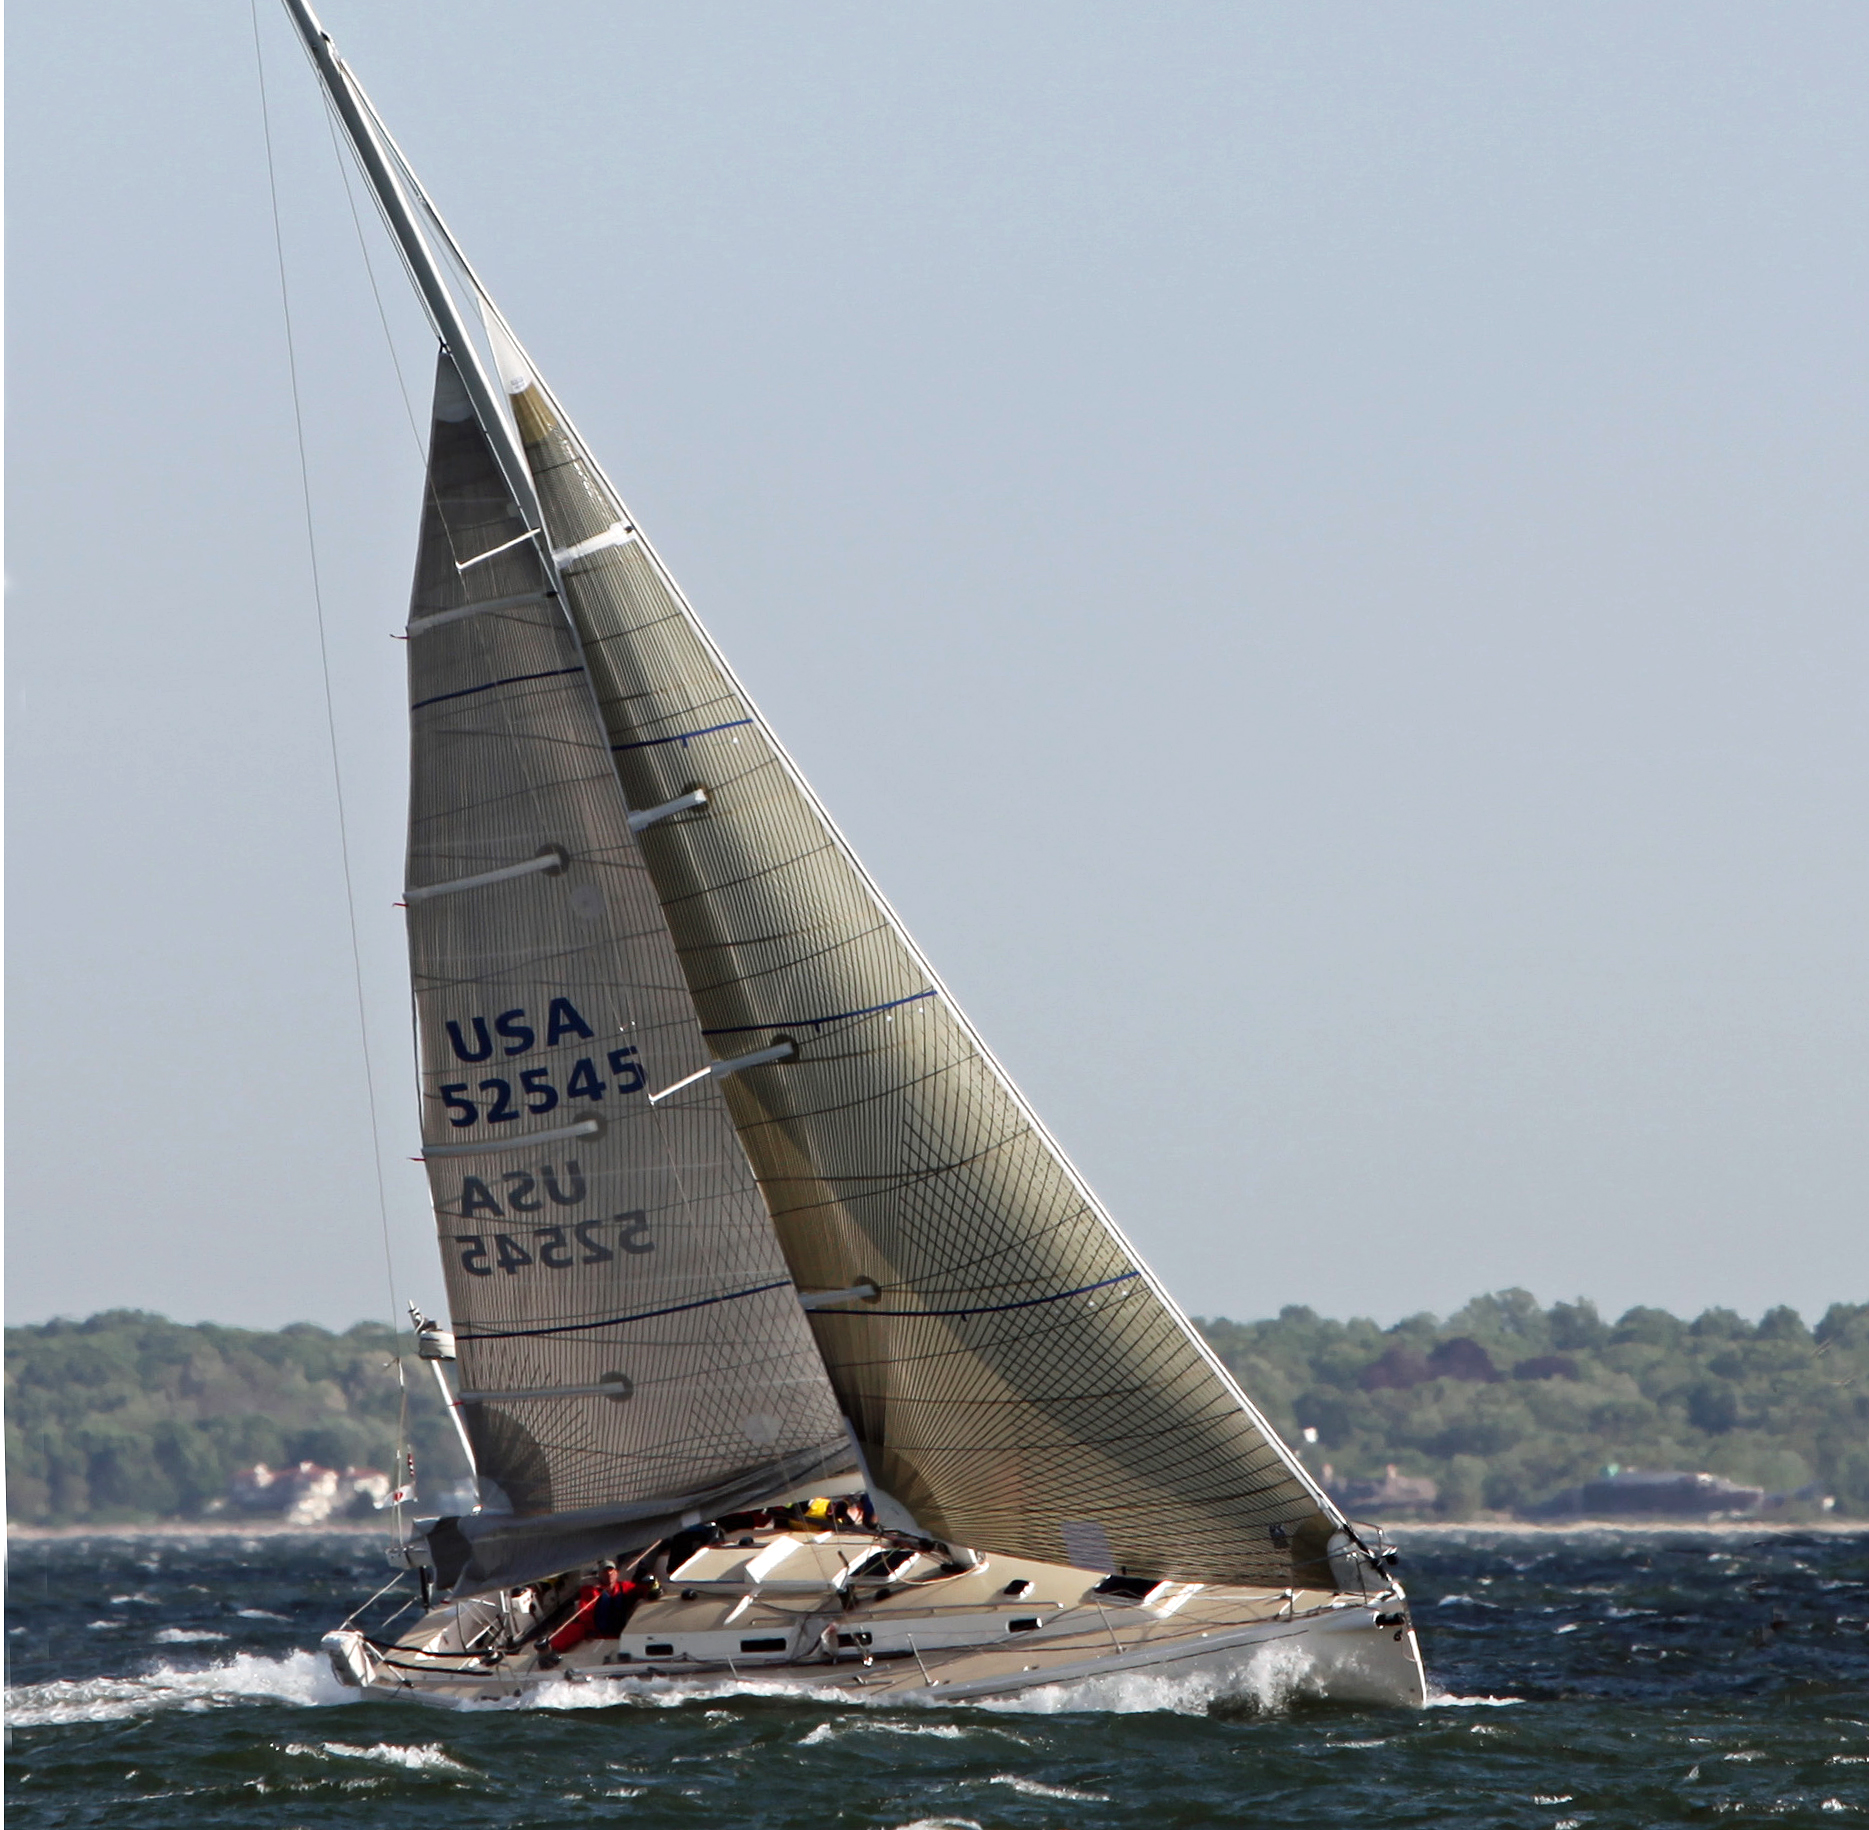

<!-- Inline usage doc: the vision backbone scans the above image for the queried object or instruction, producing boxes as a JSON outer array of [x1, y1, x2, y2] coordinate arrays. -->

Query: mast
[[279, 0, 541, 534]]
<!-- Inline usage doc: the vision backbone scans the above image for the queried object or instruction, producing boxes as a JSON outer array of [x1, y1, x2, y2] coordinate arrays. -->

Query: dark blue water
[[7, 1526, 1866, 1827]]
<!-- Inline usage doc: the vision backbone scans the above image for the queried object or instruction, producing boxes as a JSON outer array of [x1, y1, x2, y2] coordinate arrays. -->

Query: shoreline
[[7, 1516, 1862, 1543], [6, 1518, 391, 1541]]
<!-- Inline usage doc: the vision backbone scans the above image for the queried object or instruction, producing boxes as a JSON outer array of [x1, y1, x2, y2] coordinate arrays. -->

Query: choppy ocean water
[[5, 1526, 1865, 1827]]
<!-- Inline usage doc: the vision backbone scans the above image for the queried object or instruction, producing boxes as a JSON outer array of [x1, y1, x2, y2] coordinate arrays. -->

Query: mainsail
[[403, 351, 849, 1594]]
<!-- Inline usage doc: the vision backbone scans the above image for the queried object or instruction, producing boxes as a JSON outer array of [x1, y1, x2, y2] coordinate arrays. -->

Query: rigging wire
[[319, 86, 473, 579], [250, 0, 411, 1534], [321, 97, 427, 459]]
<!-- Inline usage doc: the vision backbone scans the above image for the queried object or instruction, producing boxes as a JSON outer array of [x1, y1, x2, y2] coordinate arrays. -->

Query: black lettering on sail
[[446, 1017, 494, 1062], [459, 1176, 503, 1219], [495, 1009, 536, 1055], [541, 1160, 586, 1206], [545, 997, 594, 1045], [502, 1170, 542, 1212]]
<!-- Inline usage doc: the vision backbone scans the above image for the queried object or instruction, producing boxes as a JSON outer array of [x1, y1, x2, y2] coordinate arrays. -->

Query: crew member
[[548, 1560, 639, 1652], [591, 1560, 652, 1636]]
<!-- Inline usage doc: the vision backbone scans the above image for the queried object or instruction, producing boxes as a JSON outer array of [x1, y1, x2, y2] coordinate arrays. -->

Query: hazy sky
[[8, 1, 1865, 1332]]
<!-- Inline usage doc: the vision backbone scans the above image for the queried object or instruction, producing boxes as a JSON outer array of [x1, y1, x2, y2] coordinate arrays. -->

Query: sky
[[7, 1, 1865, 1333]]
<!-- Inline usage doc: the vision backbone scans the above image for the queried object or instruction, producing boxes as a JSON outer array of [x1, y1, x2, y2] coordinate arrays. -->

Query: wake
[[512, 1636, 1327, 1718], [6, 1649, 352, 1727]]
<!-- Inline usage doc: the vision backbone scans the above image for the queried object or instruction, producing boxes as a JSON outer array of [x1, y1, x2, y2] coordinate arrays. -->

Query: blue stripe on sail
[[613, 717, 754, 752], [811, 1271, 1142, 1320], [411, 664, 586, 712], [452, 1278, 793, 1342], [701, 989, 937, 1037]]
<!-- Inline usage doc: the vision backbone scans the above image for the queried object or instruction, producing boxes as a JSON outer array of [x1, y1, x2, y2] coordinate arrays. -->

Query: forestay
[[404, 353, 849, 1596], [474, 329, 1348, 1592]]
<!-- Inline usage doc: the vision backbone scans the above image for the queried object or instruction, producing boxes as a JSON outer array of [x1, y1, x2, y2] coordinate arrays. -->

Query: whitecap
[[513, 1671, 865, 1713], [988, 1774, 1111, 1802], [280, 1740, 472, 1775], [5, 1649, 348, 1726], [800, 1717, 1020, 1748], [981, 1638, 1319, 1717], [1425, 1690, 1523, 1707], [154, 1628, 230, 1645], [237, 1608, 291, 1622]]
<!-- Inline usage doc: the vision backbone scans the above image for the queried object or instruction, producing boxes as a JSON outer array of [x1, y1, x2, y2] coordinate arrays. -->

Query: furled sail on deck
[[466, 329, 1349, 1591], [404, 352, 850, 1595]]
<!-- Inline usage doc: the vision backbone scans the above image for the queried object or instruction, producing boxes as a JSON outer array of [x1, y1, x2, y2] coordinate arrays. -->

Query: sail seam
[[613, 717, 754, 752], [701, 989, 937, 1037], [454, 1278, 794, 1341], [408, 589, 555, 635], [806, 1272, 1140, 1319], [411, 664, 585, 712]]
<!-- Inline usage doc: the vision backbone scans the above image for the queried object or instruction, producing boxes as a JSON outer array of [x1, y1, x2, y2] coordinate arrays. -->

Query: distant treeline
[[1200, 1292, 1869, 1518], [5, 1314, 456, 1525], [7, 1294, 1867, 1525]]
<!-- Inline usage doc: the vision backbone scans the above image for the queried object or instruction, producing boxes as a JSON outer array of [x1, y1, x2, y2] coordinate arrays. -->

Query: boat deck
[[337, 1528, 1423, 1706]]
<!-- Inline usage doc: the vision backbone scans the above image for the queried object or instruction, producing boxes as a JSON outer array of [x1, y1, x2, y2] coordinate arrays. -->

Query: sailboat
[[283, 0, 1426, 1709]]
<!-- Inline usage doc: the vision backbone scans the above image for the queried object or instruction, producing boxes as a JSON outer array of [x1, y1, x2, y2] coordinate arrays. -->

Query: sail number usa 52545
[[432, 998, 645, 1127]]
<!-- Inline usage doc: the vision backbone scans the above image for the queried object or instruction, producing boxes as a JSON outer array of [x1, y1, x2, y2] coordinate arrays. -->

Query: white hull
[[324, 1529, 1426, 1711]]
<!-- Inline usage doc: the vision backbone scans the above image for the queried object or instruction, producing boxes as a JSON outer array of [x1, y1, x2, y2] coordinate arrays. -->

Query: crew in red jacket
[[548, 1560, 649, 1652]]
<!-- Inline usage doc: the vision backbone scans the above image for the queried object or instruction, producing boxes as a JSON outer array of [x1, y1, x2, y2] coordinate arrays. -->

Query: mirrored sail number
[[438, 1047, 643, 1127], [454, 1211, 654, 1277]]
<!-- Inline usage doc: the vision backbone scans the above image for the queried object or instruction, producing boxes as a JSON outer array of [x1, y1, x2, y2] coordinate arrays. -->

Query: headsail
[[403, 351, 849, 1595], [480, 338, 1348, 1590]]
